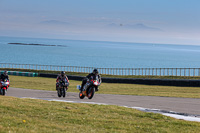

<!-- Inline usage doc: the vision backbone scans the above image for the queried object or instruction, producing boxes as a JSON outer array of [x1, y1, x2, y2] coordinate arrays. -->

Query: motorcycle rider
[[80, 69, 101, 92], [56, 71, 69, 90], [0, 71, 10, 88], [1, 71, 9, 81]]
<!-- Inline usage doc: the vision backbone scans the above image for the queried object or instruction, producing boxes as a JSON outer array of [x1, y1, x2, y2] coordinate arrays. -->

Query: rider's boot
[[80, 86, 83, 92], [95, 87, 99, 92]]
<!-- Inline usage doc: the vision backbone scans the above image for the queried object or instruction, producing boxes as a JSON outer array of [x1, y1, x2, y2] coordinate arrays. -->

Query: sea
[[0, 36, 200, 68]]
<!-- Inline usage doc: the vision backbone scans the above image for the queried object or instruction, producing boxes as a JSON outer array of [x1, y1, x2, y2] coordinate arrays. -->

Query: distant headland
[[8, 43, 67, 47]]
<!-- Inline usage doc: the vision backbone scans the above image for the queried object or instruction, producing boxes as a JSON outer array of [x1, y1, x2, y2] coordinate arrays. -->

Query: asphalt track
[[6, 87, 200, 117]]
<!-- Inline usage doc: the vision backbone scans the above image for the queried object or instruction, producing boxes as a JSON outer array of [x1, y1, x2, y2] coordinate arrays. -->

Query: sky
[[0, 0, 200, 45]]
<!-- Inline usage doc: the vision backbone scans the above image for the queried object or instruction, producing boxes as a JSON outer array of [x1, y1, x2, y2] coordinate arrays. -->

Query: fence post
[[134, 69, 136, 75], [152, 68, 154, 76], [148, 68, 150, 76], [145, 68, 147, 76], [141, 68, 143, 76], [189, 68, 190, 77], [163, 68, 165, 76], [199, 68, 200, 76], [184, 68, 186, 76], [160, 68, 161, 76], [167, 68, 169, 76], [138, 68, 140, 76]]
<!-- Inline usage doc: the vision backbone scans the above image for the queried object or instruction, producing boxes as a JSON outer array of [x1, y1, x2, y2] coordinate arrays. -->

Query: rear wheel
[[87, 87, 95, 99], [79, 92, 85, 99]]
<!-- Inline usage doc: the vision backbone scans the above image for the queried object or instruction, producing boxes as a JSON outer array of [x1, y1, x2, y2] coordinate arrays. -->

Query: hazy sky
[[0, 0, 200, 45]]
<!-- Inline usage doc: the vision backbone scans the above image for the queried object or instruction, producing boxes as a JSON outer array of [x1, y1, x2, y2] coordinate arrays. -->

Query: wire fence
[[0, 63, 200, 77]]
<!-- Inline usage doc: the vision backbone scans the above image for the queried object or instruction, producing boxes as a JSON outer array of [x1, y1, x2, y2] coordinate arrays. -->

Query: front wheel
[[62, 88, 66, 97], [79, 92, 85, 99], [57, 89, 61, 97], [87, 87, 95, 99], [2, 89, 6, 95]]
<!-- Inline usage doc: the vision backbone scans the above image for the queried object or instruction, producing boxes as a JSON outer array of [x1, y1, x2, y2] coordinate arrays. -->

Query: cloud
[[40, 20, 71, 25]]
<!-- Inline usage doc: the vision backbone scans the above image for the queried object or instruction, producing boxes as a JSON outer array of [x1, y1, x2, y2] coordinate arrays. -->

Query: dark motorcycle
[[77, 76, 101, 99], [56, 79, 69, 98]]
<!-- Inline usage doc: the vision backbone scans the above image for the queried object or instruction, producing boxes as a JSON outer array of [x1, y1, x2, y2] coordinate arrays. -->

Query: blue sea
[[0, 36, 200, 68]]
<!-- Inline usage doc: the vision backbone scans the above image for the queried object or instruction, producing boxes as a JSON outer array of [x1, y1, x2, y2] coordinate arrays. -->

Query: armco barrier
[[39, 73, 83, 81], [39, 73, 200, 87], [0, 71, 38, 77], [102, 77, 200, 87]]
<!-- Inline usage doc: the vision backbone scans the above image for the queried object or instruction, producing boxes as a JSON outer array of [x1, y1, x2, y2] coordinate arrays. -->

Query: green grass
[[1, 68, 200, 79], [0, 96, 200, 133], [10, 75, 200, 98]]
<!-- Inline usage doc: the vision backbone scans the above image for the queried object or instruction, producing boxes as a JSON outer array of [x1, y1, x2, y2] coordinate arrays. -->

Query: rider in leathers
[[80, 69, 101, 92], [1, 71, 9, 81], [56, 71, 69, 90], [0, 71, 9, 88]]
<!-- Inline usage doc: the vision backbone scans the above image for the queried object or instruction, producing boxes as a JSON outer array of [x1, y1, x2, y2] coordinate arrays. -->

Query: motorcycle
[[0, 79, 10, 96], [77, 76, 101, 99], [56, 79, 69, 98]]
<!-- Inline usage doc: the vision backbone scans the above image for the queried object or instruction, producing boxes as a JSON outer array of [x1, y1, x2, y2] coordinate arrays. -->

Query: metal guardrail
[[0, 63, 200, 77]]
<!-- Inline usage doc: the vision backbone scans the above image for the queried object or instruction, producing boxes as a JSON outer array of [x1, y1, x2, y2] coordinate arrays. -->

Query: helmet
[[4, 71, 8, 76], [93, 69, 98, 75], [61, 71, 65, 76]]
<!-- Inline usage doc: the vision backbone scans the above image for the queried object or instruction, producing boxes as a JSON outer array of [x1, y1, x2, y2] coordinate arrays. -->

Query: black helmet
[[61, 71, 65, 76], [4, 71, 8, 76], [93, 69, 98, 75]]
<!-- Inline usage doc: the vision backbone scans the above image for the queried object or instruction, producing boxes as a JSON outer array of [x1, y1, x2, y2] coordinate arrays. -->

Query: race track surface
[[6, 87, 200, 117]]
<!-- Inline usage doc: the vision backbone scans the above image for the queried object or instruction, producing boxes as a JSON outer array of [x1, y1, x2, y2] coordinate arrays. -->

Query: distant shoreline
[[8, 43, 67, 47]]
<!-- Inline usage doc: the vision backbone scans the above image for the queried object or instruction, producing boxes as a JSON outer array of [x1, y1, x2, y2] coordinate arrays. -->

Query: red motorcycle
[[77, 77, 101, 99], [0, 79, 10, 95]]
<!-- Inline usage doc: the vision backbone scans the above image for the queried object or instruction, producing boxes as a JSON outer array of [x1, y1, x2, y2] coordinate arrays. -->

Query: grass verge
[[0, 96, 200, 133], [10, 75, 200, 98]]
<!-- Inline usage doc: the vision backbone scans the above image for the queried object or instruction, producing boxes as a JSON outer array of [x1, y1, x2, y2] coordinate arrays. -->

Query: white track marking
[[20, 97, 200, 122]]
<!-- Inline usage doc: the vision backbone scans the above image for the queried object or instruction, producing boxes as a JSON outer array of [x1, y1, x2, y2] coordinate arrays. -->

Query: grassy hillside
[[0, 96, 200, 133]]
